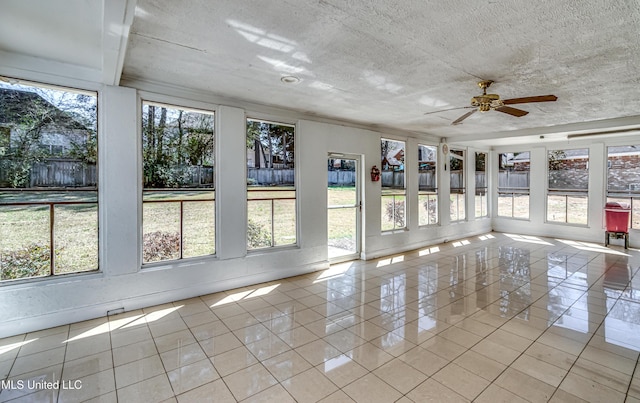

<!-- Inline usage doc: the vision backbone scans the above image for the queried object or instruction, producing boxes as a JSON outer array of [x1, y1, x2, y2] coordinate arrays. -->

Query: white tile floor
[[2, 232, 640, 402]]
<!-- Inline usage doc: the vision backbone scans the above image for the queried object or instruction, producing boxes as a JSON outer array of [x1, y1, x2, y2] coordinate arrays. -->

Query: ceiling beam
[[102, 0, 137, 86], [447, 115, 640, 145]]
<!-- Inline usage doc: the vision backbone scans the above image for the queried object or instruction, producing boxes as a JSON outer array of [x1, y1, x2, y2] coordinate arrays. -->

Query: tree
[[548, 150, 566, 171], [449, 150, 463, 171], [475, 152, 486, 171], [0, 84, 97, 187], [142, 103, 214, 188], [246, 120, 294, 169]]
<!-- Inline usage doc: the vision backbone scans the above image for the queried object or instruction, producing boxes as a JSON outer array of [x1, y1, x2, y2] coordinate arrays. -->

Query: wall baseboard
[[0, 260, 328, 339]]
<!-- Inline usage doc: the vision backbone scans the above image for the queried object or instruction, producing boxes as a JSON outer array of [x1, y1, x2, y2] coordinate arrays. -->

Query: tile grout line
[[546, 267, 626, 402]]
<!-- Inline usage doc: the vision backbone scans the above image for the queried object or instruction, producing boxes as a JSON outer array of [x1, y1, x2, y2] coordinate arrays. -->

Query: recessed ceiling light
[[281, 75, 301, 84]]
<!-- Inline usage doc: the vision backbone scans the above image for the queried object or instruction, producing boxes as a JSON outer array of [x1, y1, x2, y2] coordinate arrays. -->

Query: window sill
[[496, 216, 530, 221], [381, 228, 408, 235], [0, 269, 102, 288], [545, 221, 589, 228], [247, 244, 300, 255], [142, 254, 218, 271]]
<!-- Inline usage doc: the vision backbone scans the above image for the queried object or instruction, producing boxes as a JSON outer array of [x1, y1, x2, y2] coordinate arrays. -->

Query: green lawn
[[0, 187, 606, 280], [0, 192, 98, 277], [328, 187, 358, 250]]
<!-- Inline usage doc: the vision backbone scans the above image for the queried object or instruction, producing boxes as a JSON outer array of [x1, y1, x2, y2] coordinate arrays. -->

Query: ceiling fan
[[425, 80, 557, 125]]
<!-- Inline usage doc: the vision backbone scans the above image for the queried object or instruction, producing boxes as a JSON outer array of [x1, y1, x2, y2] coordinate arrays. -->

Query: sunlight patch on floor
[[504, 233, 554, 245], [419, 246, 440, 256], [0, 339, 36, 357], [315, 263, 353, 282], [557, 239, 630, 256]]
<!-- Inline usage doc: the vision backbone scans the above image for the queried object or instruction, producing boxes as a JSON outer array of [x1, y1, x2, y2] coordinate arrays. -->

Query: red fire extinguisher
[[371, 166, 380, 181]]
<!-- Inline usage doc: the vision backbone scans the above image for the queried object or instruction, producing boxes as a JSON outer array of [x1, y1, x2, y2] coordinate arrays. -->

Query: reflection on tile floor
[[2, 233, 640, 402]]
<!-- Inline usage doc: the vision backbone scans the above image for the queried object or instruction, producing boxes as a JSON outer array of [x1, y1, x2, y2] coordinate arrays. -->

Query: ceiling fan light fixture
[[423, 80, 557, 125], [479, 103, 491, 112]]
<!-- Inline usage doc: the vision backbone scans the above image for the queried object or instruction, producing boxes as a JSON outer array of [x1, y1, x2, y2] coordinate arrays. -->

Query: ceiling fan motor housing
[[471, 94, 502, 112]]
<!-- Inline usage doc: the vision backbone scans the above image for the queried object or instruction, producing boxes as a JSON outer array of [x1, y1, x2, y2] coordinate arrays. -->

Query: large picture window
[[475, 152, 488, 218], [142, 102, 215, 263], [498, 152, 530, 219], [450, 149, 465, 222], [247, 119, 296, 249], [381, 139, 406, 231], [547, 148, 588, 224], [0, 80, 98, 280], [607, 145, 640, 228], [418, 144, 437, 226]]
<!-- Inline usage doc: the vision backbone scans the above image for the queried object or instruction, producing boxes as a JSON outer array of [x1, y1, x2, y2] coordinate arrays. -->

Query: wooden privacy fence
[[1, 159, 216, 188], [0, 159, 98, 187], [328, 170, 356, 186], [498, 171, 530, 188], [30, 160, 97, 187], [378, 171, 476, 189], [248, 168, 295, 185]]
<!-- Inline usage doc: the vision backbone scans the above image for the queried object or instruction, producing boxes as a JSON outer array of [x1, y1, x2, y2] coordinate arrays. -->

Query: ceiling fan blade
[[495, 106, 529, 117], [424, 106, 475, 115], [451, 109, 477, 125], [502, 95, 557, 104]]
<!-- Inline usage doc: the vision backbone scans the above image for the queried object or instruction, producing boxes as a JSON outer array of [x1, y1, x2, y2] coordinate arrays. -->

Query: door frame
[[327, 153, 362, 263]]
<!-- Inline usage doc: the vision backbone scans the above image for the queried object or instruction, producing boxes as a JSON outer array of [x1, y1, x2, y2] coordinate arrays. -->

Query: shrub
[[248, 219, 271, 249], [385, 200, 405, 228], [1, 243, 58, 280], [143, 231, 180, 262]]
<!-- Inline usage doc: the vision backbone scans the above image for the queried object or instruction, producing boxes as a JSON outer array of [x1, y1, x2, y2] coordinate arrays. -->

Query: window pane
[[498, 152, 529, 218], [142, 102, 215, 263], [548, 149, 588, 191], [183, 198, 215, 258], [498, 194, 513, 217], [567, 196, 588, 225], [142, 201, 180, 263], [547, 194, 567, 223], [419, 193, 437, 226], [382, 139, 406, 231], [327, 166, 356, 206], [381, 139, 405, 188], [450, 149, 465, 222], [0, 204, 50, 280], [274, 198, 296, 246], [0, 81, 98, 280], [419, 144, 437, 226], [382, 191, 405, 231], [450, 192, 465, 221], [548, 148, 588, 224], [513, 194, 530, 219], [475, 190, 487, 218], [55, 204, 98, 274], [328, 208, 357, 255], [607, 146, 640, 228], [475, 152, 487, 218], [248, 199, 273, 249], [247, 119, 296, 249]]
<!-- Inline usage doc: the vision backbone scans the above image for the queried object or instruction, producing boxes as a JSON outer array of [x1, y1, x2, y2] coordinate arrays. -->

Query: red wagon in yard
[[605, 202, 631, 249]]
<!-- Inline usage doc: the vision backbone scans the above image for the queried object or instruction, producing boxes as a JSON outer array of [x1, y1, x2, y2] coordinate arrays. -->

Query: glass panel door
[[328, 155, 360, 261]]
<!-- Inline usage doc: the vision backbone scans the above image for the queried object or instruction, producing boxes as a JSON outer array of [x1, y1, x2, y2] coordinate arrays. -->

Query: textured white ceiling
[[0, 0, 102, 69], [2, 1, 639, 143], [121, 0, 640, 141]]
